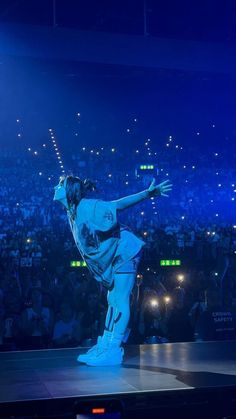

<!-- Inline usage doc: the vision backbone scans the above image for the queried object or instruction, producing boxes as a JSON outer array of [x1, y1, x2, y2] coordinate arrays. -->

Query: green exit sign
[[160, 260, 181, 266], [140, 165, 155, 170], [70, 260, 87, 267]]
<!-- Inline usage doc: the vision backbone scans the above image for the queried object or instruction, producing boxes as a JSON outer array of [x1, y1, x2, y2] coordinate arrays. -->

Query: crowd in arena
[[0, 134, 235, 351]]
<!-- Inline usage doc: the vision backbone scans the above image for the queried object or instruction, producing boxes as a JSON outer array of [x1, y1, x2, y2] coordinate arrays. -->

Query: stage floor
[[1, 340, 236, 405]]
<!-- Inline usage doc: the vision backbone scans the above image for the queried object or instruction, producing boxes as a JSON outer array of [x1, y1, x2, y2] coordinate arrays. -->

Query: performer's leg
[[103, 253, 140, 339], [85, 256, 141, 365], [102, 288, 116, 343], [109, 271, 136, 346]]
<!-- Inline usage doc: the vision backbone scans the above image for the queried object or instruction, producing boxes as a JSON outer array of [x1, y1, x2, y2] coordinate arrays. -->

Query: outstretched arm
[[112, 179, 172, 211]]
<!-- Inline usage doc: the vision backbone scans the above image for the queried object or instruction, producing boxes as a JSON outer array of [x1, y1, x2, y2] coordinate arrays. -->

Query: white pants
[[104, 254, 141, 335]]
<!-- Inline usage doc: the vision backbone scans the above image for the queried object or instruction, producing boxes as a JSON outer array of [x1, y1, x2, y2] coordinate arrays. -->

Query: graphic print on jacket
[[80, 222, 99, 249]]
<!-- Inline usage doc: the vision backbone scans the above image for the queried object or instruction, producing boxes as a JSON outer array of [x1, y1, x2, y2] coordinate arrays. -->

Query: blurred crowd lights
[[150, 299, 159, 308], [150, 296, 171, 307], [14, 115, 235, 211], [164, 296, 171, 304], [177, 274, 185, 283]]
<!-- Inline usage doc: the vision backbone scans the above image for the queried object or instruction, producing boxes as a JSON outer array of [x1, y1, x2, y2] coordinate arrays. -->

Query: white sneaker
[[77, 336, 104, 363], [86, 345, 124, 366]]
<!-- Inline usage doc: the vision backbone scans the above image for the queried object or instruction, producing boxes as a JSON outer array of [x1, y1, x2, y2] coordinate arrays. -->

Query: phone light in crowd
[[160, 259, 181, 266], [214, 272, 219, 276], [150, 299, 159, 308], [177, 274, 185, 283], [92, 408, 106, 414], [164, 296, 171, 304], [233, 225, 236, 229], [26, 238, 32, 243], [70, 261, 87, 267]]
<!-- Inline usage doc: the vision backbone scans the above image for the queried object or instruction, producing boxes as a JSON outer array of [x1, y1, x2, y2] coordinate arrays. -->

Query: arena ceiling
[[0, 0, 236, 43]]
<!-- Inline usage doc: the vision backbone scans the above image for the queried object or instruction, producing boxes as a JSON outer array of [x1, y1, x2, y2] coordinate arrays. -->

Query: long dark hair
[[61, 175, 96, 220]]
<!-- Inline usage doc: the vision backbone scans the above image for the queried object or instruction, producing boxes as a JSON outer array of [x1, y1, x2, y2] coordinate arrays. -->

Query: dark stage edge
[[1, 341, 236, 418]]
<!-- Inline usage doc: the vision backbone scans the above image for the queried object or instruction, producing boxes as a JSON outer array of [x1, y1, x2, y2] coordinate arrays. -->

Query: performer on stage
[[53, 175, 172, 366]]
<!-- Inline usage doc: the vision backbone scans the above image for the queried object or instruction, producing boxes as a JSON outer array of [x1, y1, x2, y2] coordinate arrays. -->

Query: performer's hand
[[147, 179, 172, 197]]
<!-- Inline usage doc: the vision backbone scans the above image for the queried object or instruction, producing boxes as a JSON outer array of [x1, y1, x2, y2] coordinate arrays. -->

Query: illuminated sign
[[70, 261, 87, 267], [160, 260, 181, 266]]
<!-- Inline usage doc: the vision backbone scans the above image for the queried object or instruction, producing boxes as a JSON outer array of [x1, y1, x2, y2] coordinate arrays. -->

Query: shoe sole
[[86, 356, 123, 366], [77, 355, 90, 363]]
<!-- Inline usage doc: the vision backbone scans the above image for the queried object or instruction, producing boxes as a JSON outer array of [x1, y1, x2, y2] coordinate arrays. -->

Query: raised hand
[[147, 179, 173, 197]]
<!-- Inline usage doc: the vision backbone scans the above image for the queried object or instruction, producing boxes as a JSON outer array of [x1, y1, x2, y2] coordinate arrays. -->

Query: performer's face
[[53, 177, 67, 203]]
